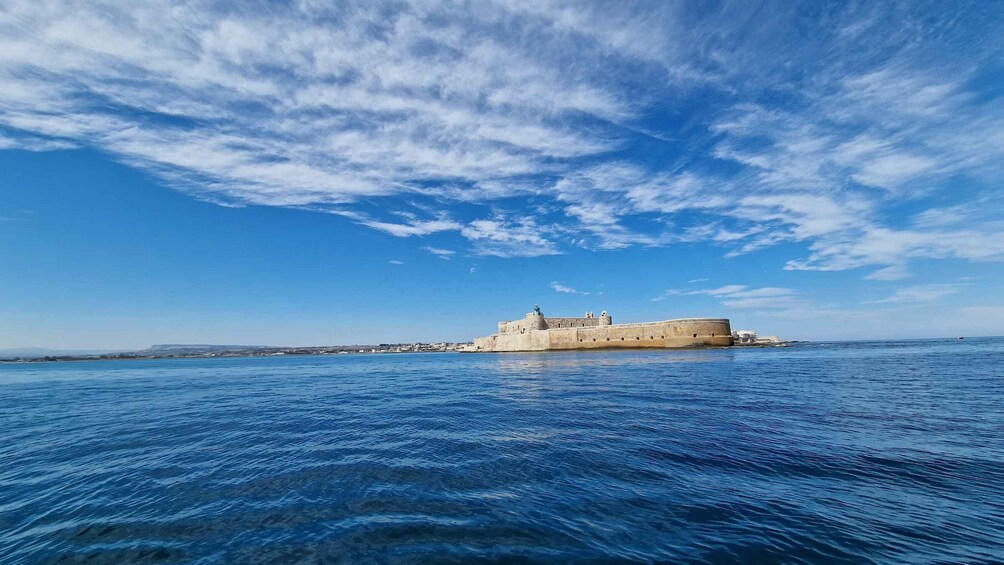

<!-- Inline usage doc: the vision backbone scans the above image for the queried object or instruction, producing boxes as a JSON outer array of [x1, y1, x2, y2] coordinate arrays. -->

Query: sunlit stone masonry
[[466, 307, 733, 352]]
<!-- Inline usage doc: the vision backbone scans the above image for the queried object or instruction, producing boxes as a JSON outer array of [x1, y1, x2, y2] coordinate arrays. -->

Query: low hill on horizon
[[0, 347, 129, 359]]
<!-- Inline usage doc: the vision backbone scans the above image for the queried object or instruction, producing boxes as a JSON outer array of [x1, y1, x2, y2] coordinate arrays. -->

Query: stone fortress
[[466, 306, 733, 352]]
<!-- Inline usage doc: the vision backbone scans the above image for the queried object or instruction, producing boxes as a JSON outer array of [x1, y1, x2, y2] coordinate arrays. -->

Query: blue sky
[[2, 0, 1003, 349]]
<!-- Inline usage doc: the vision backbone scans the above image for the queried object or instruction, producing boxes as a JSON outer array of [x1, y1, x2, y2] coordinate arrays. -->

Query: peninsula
[[466, 307, 733, 352]]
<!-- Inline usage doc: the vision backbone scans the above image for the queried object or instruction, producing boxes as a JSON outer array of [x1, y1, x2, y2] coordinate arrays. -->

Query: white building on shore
[[732, 330, 785, 346]]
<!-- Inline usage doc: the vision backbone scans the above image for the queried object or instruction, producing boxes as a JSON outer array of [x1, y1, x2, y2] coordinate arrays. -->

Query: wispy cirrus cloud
[[864, 265, 910, 281], [460, 218, 560, 258], [0, 208, 35, 222], [550, 281, 589, 295], [1, 0, 1002, 272], [870, 283, 965, 304], [420, 246, 455, 260], [652, 284, 800, 309], [362, 218, 462, 238]]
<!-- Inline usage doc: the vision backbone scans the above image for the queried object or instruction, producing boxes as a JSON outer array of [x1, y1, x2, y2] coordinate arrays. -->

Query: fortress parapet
[[470, 307, 732, 352], [498, 310, 612, 335]]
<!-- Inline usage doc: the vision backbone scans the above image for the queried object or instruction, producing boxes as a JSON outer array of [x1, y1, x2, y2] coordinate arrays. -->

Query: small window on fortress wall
[[693, 333, 698, 338]]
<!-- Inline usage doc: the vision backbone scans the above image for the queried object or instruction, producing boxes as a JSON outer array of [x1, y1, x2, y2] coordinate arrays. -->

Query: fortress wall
[[472, 334, 497, 351], [498, 314, 545, 335], [492, 330, 547, 351], [549, 319, 732, 350], [498, 320, 523, 334], [470, 317, 732, 352], [543, 316, 611, 329]]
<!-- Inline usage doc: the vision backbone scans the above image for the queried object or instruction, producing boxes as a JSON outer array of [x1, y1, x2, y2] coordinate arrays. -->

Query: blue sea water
[[1, 339, 1003, 563]]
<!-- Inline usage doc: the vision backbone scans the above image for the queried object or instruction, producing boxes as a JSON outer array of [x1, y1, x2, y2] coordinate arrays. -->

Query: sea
[[1, 338, 1002, 563]]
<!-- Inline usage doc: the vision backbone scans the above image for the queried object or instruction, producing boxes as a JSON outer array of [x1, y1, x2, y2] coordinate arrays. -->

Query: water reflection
[[489, 347, 738, 373]]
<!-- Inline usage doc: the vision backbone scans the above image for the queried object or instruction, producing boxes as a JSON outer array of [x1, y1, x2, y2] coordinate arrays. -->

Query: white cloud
[[460, 218, 560, 258], [785, 227, 1004, 273], [726, 287, 797, 299], [550, 281, 589, 295], [652, 283, 801, 309], [652, 284, 743, 301], [389, 260, 404, 265], [421, 246, 455, 259], [0, 208, 35, 222], [851, 153, 935, 189], [871, 284, 964, 304], [720, 296, 800, 309], [714, 287, 800, 309], [0, 0, 1001, 278], [0, 132, 76, 151], [363, 218, 462, 238], [705, 60, 1004, 274], [865, 264, 909, 281], [697, 285, 750, 297]]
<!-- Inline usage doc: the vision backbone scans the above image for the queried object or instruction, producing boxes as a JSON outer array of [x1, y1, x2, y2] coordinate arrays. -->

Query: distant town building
[[732, 330, 785, 346]]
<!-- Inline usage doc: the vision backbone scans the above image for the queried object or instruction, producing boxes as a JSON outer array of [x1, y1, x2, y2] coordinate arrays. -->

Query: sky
[[2, 0, 1003, 349]]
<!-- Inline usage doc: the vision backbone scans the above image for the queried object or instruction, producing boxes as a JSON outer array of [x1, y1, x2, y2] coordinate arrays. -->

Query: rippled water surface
[[2, 339, 1003, 563]]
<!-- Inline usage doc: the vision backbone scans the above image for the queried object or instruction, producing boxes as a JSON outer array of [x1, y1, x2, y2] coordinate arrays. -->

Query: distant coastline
[[0, 342, 470, 363], [5, 337, 997, 364]]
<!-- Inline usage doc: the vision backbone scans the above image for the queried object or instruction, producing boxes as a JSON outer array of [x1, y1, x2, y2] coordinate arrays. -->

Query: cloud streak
[[420, 246, 455, 260], [870, 284, 965, 304], [550, 281, 590, 295], [652, 284, 801, 309]]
